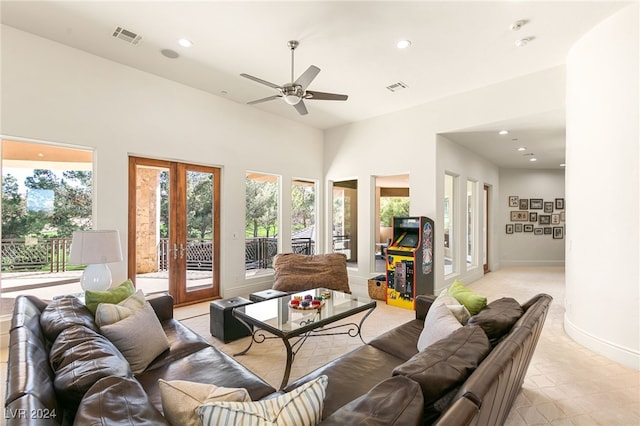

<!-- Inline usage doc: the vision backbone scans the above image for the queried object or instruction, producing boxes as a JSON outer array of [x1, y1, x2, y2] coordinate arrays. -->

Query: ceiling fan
[[241, 40, 348, 115]]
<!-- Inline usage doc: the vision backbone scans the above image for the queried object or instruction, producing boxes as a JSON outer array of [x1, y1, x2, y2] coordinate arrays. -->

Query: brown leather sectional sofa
[[5, 291, 551, 425]]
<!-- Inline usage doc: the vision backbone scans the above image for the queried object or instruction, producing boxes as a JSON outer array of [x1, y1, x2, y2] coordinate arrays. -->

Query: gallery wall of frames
[[506, 196, 565, 239]]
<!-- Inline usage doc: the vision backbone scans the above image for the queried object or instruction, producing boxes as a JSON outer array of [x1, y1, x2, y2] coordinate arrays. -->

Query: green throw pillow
[[448, 280, 487, 315], [85, 279, 135, 315]]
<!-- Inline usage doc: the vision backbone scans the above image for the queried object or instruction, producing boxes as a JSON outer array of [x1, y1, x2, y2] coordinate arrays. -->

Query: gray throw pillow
[[467, 297, 523, 346], [100, 301, 170, 374]]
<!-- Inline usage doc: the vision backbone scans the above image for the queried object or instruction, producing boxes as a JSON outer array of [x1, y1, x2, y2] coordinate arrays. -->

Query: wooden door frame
[[128, 156, 220, 306]]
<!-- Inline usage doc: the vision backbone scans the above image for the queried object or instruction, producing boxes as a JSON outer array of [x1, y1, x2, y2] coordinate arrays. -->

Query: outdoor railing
[[2, 236, 316, 273]]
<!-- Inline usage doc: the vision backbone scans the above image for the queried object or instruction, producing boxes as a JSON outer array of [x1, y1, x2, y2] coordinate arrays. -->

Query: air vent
[[386, 81, 408, 92], [112, 27, 142, 45]]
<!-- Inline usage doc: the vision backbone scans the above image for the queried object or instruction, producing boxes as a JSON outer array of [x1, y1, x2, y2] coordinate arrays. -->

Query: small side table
[[249, 289, 288, 302], [209, 297, 253, 342]]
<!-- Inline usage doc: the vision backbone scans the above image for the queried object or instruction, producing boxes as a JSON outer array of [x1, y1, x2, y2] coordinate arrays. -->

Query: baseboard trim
[[564, 313, 639, 371], [500, 260, 565, 267]]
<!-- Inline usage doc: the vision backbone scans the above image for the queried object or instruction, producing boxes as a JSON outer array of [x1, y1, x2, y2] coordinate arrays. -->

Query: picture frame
[[508, 196, 519, 207], [534, 228, 543, 235], [544, 202, 554, 213], [506, 224, 514, 234], [519, 198, 529, 210], [551, 214, 560, 224], [560, 211, 566, 222], [539, 215, 551, 225], [553, 226, 564, 239], [515, 223, 523, 232], [529, 212, 538, 222], [530, 199, 543, 209], [544, 227, 552, 235], [555, 198, 565, 210], [524, 224, 533, 232], [510, 211, 529, 221]]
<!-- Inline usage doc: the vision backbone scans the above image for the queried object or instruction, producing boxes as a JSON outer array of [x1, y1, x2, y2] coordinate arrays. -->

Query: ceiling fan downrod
[[288, 40, 299, 83]]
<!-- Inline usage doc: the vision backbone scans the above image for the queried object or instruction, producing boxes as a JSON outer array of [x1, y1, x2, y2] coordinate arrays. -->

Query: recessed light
[[517, 147, 527, 151], [499, 130, 509, 135], [515, 37, 534, 48], [560, 163, 566, 167], [397, 39, 411, 49], [529, 158, 537, 162], [178, 38, 193, 48]]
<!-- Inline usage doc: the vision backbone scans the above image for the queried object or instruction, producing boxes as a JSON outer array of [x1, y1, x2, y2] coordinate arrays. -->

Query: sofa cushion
[[84, 279, 136, 315], [49, 325, 131, 408], [272, 253, 350, 293], [159, 379, 250, 425], [198, 375, 328, 426], [73, 376, 169, 425], [40, 296, 97, 342], [448, 280, 487, 315], [417, 300, 462, 352], [319, 375, 423, 426], [468, 297, 523, 346], [95, 290, 146, 327], [99, 301, 169, 374], [368, 320, 423, 361], [393, 326, 490, 422]]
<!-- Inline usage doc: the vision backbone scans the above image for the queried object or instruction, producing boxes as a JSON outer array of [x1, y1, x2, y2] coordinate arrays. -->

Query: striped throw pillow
[[198, 375, 328, 426]]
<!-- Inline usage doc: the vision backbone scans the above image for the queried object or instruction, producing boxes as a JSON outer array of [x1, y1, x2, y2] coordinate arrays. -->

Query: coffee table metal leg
[[280, 338, 295, 390], [233, 316, 255, 356]]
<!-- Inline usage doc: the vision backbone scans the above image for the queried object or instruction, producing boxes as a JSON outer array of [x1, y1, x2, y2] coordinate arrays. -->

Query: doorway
[[483, 184, 490, 273], [128, 157, 220, 306]]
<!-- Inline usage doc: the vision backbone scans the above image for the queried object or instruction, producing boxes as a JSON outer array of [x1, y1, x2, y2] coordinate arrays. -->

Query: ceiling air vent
[[386, 81, 408, 92], [112, 27, 142, 45]]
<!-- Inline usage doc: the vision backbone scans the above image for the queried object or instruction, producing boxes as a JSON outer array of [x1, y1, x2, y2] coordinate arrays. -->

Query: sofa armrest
[[415, 294, 436, 321], [146, 293, 174, 321]]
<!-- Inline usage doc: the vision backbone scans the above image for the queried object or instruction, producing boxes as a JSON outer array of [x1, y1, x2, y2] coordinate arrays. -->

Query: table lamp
[[69, 230, 123, 291]]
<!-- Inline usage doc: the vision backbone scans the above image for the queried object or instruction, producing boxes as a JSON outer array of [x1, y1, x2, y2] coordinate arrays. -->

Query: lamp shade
[[69, 230, 123, 265]]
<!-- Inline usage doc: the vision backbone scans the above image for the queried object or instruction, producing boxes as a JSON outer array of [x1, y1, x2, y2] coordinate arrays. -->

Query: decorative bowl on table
[[289, 295, 325, 310]]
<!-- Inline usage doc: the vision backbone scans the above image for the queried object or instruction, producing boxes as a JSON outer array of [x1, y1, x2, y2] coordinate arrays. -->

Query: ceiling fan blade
[[240, 73, 281, 90], [294, 65, 320, 91], [305, 90, 348, 101], [293, 100, 308, 115], [247, 95, 280, 105]]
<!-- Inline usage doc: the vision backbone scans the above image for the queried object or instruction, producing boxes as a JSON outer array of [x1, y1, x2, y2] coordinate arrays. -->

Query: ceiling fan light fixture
[[283, 94, 301, 105]]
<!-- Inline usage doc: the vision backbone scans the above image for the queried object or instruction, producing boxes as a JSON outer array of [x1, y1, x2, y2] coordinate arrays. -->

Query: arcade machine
[[386, 216, 434, 309]]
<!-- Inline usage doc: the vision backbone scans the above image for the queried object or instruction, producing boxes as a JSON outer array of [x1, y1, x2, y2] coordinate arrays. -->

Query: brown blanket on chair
[[272, 253, 351, 294]]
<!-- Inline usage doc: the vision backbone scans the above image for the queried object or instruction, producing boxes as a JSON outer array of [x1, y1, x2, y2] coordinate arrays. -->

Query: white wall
[[499, 169, 565, 266], [324, 66, 565, 293], [0, 25, 324, 297], [565, 4, 639, 369]]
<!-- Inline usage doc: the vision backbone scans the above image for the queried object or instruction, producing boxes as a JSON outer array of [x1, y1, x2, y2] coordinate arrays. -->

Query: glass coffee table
[[232, 288, 377, 390]]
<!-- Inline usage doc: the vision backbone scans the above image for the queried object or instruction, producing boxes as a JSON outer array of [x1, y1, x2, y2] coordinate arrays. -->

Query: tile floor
[[2, 266, 638, 425]]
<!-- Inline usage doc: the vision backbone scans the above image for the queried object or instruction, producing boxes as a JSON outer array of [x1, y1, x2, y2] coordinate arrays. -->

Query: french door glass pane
[[134, 165, 170, 294], [185, 170, 214, 291], [332, 179, 357, 267], [444, 174, 455, 276]]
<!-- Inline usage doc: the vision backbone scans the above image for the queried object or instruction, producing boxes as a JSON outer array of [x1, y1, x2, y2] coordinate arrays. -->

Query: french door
[[128, 157, 220, 306]]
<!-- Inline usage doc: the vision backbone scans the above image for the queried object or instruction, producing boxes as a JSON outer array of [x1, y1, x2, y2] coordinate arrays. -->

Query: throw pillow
[[467, 297, 523, 346], [198, 375, 328, 426], [99, 301, 169, 374], [159, 379, 250, 426], [95, 290, 146, 327], [448, 279, 487, 315], [40, 295, 98, 342], [417, 301, 462, 352], [84, 279, 135, 315], [435, 289, 471, 325]]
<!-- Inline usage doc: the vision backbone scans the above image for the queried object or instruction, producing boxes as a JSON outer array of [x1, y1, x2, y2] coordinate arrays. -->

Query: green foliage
[[186, 171, 213, 239], [380, 197, 410, 227], [245, 176, 278, 238], [291, 183, 315, 232]]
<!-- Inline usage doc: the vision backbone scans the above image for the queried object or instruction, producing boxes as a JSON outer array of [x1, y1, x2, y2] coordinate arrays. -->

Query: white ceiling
[[1, 1, 629, 169]]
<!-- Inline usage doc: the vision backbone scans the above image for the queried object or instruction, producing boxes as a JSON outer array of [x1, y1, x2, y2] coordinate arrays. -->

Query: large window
[[332, 179, 357, 267], [1, 139, 93, 308], [291, 178, 316, 255], [444, 173, 456, 276], [467, 179, 477, 268], [245, 172, 280, 276]]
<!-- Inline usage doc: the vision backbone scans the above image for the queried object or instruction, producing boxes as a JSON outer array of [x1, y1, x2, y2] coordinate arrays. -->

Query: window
[[2, 139, 93, 309], [332, 179, 357, 267], [467, 179, 477, 268], [291, 178, 316, 255], [374, 175, 410, 272], [444, 173, 456, 276], [245, 172, 280, 276]]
